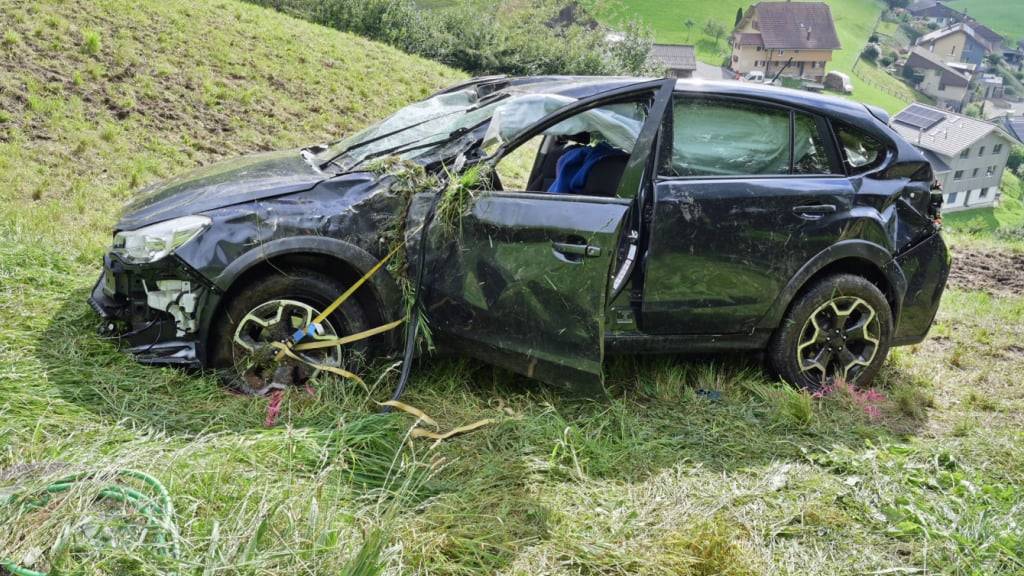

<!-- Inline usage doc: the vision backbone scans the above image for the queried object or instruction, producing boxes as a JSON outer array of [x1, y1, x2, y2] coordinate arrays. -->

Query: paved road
[[693, 61, 737, 81]]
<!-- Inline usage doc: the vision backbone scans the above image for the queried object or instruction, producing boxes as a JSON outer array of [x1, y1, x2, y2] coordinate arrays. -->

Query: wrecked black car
[[90, 76, 950, 392]]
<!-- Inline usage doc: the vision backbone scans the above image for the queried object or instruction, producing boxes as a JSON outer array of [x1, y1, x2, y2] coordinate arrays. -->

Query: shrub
[[1008, 145, 1024, 174], [247, 0, 655, 77], [861, 44, 880, 63]]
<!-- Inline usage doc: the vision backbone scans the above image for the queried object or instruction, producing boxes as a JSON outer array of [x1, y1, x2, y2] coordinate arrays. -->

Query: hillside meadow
[[1, 0, 1023, 575]]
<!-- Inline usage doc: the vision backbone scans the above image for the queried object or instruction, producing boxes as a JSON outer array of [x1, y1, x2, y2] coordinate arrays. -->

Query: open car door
[[417, 79, 674, 389]]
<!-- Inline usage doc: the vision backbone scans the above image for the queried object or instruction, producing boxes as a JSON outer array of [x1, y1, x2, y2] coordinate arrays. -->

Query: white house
[[891, 104, 1016, 211]]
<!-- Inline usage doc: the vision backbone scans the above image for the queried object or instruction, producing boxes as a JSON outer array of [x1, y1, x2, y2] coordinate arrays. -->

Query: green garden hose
[[1, 469, 179, 576]]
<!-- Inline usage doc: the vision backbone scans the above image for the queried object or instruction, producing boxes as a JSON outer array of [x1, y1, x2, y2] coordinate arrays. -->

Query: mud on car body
[[90, 76, 950, 391]]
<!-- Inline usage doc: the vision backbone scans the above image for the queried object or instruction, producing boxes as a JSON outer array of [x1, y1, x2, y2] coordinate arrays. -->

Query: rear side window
[[661, 98, 836, 177], [834, 124, 887, 173]]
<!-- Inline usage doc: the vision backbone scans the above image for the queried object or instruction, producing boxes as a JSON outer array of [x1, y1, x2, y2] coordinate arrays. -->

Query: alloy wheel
[[231, 299, 344, 391], [796, 295, 881, 384]]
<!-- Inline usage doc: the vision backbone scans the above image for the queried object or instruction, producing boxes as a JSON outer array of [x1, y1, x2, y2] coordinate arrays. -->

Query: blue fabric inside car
[[548, 142, 628, 195]]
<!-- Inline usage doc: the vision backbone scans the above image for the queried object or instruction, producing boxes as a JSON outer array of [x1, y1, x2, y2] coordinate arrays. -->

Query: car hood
[[116, 150, 328, 230]]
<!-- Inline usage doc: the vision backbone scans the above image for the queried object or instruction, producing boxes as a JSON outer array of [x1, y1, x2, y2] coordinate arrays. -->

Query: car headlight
[[112, 215, 211, 264]]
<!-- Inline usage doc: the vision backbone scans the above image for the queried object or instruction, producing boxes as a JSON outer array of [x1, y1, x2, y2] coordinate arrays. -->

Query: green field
[[2, 1, 1024, 574], [947, 0, 1024, 44], [594, 0, 917, 113]]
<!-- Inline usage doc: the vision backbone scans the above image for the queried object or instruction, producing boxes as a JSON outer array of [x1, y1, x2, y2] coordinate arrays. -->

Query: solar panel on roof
[[894, 104, 946, 131]]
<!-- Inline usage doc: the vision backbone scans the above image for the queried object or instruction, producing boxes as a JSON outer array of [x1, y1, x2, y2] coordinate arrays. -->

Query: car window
[[793, 112, 835, 175], [835, 124, 887, 173], [663, 98, 792, 177], [493, 100, 648, 196]]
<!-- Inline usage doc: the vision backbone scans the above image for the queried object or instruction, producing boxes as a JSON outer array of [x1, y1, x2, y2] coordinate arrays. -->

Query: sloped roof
[[922, 149, 951, 173], [650, 44, 696, 71], [737, 33, 764, 46], [745, 2, 841, 50], [964, 18, 1002, 46], [905, 46, 970, 87], [892, 103, 1016, 158], [917, 22, 990, 51], [1003, 116, 1024, 144]]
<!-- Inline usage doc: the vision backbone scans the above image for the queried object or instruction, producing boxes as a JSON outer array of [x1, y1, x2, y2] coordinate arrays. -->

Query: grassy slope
[[594, 0, 917, 113], [946, 0, 1023, 44], [944, 169, 1024, 233], [1, 1, 1023, 575]]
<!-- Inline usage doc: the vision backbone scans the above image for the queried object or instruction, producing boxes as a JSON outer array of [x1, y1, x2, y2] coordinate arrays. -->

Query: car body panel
[[118, 150, 329, 230], [87, 75, 950, 390], [418, 192, 631, 388]]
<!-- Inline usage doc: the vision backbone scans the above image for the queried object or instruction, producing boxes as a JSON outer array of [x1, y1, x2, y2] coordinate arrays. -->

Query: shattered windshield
[[318, 87, 645, 172], [320, 89, 508, 170]]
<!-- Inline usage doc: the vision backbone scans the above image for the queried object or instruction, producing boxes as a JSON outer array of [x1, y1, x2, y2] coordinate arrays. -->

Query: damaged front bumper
[[89, 252, 217, 366]]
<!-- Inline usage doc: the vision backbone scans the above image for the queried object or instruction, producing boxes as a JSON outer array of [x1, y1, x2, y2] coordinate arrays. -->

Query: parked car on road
[[90, 76, 950, 392]]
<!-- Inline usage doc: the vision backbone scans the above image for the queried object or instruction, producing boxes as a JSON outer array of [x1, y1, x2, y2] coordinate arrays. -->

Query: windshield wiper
[[321, 92, 511, 171]]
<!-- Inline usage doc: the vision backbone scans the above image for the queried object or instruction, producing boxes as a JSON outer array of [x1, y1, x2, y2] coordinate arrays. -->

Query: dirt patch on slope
[[948, 248, 1024, 296]]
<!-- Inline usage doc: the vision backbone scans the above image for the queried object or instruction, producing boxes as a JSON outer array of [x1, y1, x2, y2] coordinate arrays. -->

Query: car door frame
[[637, 88, 855, 336], [487, 78, 676, 296], [416, 78, 675, 389]]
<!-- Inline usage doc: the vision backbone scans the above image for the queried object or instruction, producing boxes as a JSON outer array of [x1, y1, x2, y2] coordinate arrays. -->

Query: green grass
[[592, 0, 918, 113], [946, 0, 1024, 44], [944, 170, 1024, 235], [2, 0, 1024, 574]]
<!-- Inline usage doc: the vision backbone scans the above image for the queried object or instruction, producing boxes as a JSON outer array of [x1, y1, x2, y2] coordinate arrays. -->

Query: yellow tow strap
[[380, 400, 495, 446], [271, 342, 366, 388], [274, 242, 405, 363]]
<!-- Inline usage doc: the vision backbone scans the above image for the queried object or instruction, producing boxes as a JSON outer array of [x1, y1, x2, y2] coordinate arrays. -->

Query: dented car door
[[417, 80, 674, 388]]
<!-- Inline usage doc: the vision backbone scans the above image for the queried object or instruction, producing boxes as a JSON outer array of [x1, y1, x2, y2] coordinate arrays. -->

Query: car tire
[[769, 274, 892, 391], [208, 269, 372, 392]]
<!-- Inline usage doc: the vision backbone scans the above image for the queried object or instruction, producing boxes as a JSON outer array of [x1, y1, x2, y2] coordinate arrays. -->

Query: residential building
[[1001, 115, 1024, 144], [903, 47, 970, 110], [916, 23, 994, 66], [980, 74, 1005, 100], [649, 44, 697, 79], [906, 0, 960, 26], [730, 2, 840, 82], [892, 103, 1016, 211]]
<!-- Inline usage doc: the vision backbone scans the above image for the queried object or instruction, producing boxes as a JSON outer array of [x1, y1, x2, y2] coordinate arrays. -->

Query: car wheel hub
[[231, 299, 344, 391], [796, 296, 880, 384]]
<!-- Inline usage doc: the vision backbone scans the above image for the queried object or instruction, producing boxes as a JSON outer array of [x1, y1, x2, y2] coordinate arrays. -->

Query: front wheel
[[770, 274, 892, 390], [208, 269, 372, 393]]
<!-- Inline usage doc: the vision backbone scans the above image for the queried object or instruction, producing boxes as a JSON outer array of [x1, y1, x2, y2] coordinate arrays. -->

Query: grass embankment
[[944, 170, 1024, 237], [2, 0, 1023, 574], [595, 0, 918, 113], [946, 0, 1024, 45]]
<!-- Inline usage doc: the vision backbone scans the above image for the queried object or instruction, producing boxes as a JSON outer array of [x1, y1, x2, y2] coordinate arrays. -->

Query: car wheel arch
[[196, 237, 405, 363], [757, 240, 907, 334]]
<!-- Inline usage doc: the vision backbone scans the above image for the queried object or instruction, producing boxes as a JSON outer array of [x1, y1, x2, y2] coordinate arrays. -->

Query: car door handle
[[552, 241, 601, 258], [792, 204, 837, 217]]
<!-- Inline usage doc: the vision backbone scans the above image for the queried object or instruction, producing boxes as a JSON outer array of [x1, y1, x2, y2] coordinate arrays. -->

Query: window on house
[[948, 191, 958, 204], [980, 187, 989, 198], [994, 144, 1003, 154], [734, 55, 739, 63], [978, 146, 986, 156], [972, 168, 979, 177], [960, 148, 970, 158], [756, 46, 762, 52], [986, 165, 995, 177], [954, 170, 964, 180], [950, 44, 956, 55]]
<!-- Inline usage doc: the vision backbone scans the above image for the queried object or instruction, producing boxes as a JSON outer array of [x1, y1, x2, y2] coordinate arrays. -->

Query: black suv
[[90, 77, 950, 391]]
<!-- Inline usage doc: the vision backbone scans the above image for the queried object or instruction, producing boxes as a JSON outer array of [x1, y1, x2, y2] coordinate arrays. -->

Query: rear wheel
[[209, 269, 371, 393], [770, 274, 892, 390]]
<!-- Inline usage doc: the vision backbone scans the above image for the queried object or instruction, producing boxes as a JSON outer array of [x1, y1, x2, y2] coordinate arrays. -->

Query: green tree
[[985, 53, 1003, 70], [703, 19, 726, 46], [735, 7, 743, 27], [861, 43, 880, 63], [684, 18, 695, 40], [1008, 144, 1024, 174]]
